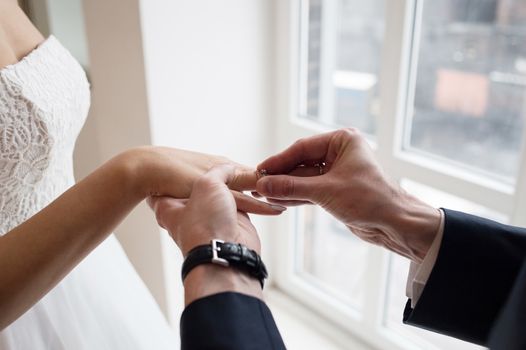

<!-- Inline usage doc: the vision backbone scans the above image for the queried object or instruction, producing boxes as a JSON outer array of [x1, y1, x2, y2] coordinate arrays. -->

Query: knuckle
[[293, 137, 307, 150], [340, 127, 361, 139], [195, 176, 216, 189], [292, 138, 304, 146], [292, 138, 307, 158], [333, 128, 365, 150]]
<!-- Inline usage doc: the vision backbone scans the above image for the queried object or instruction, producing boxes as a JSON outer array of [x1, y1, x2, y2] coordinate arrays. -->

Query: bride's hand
[[117, 146, 285, 215]]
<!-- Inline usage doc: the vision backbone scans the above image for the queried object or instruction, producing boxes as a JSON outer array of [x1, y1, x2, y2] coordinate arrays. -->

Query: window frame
[[271, 0, 526, 349]]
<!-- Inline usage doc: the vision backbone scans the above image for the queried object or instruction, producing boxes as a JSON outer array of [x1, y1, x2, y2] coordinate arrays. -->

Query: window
[[300, 0, 385, 135], [273, 0, 526, 349], [298, 207, 368, 309], [406, 0, 526, 180]]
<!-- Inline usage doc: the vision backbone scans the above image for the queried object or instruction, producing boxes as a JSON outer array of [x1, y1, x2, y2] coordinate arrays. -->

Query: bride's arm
[[0, 146, 279, 330]]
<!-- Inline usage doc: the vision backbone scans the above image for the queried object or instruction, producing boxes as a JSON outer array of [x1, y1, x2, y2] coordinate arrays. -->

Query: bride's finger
[[232, 191, 286, 215], [229, 168, 258, 191]]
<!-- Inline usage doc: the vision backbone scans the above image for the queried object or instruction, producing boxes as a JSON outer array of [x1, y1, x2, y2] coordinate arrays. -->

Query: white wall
[[139, 0, 274, 159], [138, 0, 276, 323]]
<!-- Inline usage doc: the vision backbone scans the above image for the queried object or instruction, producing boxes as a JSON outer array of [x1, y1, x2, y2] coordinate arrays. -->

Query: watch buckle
[[211, 239, 229, 267]]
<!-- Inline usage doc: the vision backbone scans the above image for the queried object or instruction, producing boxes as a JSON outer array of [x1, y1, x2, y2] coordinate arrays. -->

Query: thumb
[[256, 175, 321, 201]]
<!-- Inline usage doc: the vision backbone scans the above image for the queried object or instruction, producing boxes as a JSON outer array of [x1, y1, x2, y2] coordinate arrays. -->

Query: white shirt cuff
[[405, 209, 445, 308]]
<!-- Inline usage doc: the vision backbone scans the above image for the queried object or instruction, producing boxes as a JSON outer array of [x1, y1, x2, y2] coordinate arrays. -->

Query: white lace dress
[[0, 36, 178, 349]]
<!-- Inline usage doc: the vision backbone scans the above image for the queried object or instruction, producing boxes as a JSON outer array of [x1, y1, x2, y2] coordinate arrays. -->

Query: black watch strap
[[182, 239, 268, 289]]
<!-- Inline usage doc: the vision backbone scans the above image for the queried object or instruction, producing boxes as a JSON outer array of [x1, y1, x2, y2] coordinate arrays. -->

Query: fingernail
[[270, 204, 286, 212]]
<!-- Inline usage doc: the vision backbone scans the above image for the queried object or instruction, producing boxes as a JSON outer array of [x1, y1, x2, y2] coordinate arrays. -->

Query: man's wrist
[[385, 191, 441, 263], [183, 264, 263, 306]]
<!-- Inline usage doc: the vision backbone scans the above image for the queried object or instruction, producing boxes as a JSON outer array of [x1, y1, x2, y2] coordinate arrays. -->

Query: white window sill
[[265, 287, 376, 350]]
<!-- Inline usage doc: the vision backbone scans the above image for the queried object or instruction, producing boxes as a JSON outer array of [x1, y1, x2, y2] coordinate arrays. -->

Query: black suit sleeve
[[180, 292, 286, 350], [403, 209, 526, 346]]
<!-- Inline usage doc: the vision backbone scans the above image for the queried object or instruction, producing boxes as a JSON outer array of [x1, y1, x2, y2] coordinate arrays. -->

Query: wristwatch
[[181, 239, 268, 289]]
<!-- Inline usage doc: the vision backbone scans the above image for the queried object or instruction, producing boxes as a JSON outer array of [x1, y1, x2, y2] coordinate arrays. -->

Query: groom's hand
[[148, 165, 265, 305], [256, 128, 440, 263]]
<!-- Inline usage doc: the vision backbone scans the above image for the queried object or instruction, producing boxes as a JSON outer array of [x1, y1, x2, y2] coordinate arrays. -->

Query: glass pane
[[384, 179, 506, 349], [407, 0, 526, 180], [296, 206, 368, 309], [300, 0, 385, 135]]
